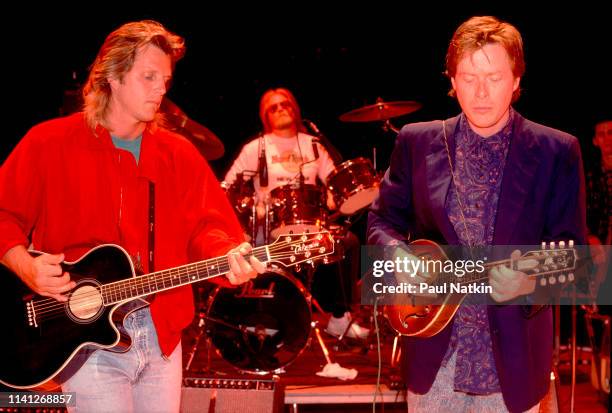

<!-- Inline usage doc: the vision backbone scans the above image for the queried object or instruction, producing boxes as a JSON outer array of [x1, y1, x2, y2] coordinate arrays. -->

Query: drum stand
[[301, 264, 338, 364], [185, 307, 215, 373]]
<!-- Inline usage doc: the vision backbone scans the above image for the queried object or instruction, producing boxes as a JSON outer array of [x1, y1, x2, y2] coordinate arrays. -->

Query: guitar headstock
[[267, 231, 335, 268], [521, 241, 577, 286]]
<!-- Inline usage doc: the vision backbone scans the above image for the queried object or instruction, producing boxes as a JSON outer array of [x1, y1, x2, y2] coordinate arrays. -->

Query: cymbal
[[159, 98, 225, 160], [339, 99, 422, 122]]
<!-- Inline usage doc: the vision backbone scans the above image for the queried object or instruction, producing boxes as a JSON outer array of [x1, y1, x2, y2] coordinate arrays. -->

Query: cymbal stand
[[302, 263, 336, 363], [303, 263, 328, 317], [185, 307, 212, 373], [382, 119, 400, 134]]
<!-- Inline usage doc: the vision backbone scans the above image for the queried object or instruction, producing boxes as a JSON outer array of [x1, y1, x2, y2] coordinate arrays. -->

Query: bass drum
[[206, 268, 312, 374]]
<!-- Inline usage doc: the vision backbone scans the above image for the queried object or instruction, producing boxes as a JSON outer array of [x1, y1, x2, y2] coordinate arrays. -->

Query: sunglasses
[[267, 101, 292, 114]]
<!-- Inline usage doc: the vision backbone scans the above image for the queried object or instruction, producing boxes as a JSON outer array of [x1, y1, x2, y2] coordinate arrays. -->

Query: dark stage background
[[4, 9, 611, 178]]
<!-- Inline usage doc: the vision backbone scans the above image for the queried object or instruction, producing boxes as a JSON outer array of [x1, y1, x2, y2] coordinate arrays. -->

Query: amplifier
[[180, 376, 284, 413]]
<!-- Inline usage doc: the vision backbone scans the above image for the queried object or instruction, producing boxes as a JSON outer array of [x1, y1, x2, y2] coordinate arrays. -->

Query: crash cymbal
[[159, 98, 225, 160], [339, 98, 422, 122]]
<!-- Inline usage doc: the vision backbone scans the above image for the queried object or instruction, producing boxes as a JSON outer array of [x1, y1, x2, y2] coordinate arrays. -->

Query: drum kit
[[171, 96, 421, 375]]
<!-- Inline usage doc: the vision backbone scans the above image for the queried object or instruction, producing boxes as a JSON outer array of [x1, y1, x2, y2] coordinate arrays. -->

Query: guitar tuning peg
[[568, 273, 574, 281], [548, 276, 557, 285], [559, 241, 565, 248], [541, 242, 546, 250], [540, 278, 547, 286], [549, 241, 556, 249], [558, 274, 566, 283], [569, 240, 574, 248]]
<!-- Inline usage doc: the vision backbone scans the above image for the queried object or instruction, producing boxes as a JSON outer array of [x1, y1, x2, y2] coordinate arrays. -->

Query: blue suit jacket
[[367, 112, 587, 412]]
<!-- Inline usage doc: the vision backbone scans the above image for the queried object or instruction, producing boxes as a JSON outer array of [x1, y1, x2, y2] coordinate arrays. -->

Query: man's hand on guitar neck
[[226, 242, 266, 285], [1, 245, 75, 302], [489, 249, 536, 302]]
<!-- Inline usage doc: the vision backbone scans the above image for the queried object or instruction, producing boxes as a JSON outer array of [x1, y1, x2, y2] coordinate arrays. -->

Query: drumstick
[[313, 325, 333, 364]]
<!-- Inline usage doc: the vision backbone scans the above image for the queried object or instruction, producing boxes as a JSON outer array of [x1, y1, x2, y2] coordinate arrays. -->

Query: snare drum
[[205, 268, 312, 374], [269, 184, 326, 238], [326, 157, 380, 215]]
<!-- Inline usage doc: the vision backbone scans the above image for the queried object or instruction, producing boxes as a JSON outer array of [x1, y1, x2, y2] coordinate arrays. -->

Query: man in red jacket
[[0, 20, 263, 413]]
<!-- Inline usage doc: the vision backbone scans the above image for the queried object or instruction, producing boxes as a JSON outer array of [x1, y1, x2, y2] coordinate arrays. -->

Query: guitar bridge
[[26, 300, 38, 328]]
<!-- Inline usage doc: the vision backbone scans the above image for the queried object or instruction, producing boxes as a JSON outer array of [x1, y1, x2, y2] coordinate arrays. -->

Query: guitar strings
[[32, 248, 308, 315], [31, 238, 309, 309], [34, 248, 551, 319], [30, 236, 333, 321], [33, 250, 321, 322], [33, 246, 557, 319]]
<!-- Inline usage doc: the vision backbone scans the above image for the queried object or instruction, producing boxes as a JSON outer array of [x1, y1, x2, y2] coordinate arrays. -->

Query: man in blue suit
[[367, 16, 587, 412]]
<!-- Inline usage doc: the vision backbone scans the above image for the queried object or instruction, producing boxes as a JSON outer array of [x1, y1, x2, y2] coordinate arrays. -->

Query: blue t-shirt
[[111, 135, 142, 165]]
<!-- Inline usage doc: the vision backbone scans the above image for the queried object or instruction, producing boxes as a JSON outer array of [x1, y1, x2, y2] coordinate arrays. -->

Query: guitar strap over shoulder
[[148, 182, 155, 273]]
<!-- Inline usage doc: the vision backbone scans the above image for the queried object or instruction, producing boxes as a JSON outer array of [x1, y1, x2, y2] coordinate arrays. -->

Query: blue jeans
[[62, 307, 182, 413]]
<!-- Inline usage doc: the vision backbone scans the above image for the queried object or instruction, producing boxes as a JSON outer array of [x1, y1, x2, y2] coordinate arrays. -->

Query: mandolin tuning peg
[[569, 240, 574, 248], [541, 242, 546, 250], [559, 274, 566, 283], [559, 241, 565, 248], [568, 273, 574, 281], [549, 241, 556, 249], [540, 278, 547, 286]]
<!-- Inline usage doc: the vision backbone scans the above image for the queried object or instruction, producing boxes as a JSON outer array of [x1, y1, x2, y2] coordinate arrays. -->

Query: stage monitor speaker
[[180, 376, 284, 413]]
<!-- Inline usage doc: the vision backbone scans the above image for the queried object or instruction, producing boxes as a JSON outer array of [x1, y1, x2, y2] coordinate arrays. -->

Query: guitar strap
[[148, 181, 155, 272]]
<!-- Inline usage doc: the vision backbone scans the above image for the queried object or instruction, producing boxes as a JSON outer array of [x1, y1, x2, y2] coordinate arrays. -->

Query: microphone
[[304, 118, 320, 160], [303, 118, 321, 135], [258, 133, 268, 187], [259, 153, 268, 187], [303, 118, 343, 165], [255, 324, 266, 350]]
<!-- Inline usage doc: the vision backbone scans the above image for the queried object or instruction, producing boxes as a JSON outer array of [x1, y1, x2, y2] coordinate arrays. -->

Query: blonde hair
[[445, 16, 525, 102], [82, 20, 185, 129]]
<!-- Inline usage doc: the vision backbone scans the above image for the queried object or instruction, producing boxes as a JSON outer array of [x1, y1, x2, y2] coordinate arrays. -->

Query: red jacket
[[0, 113, 244, 355]]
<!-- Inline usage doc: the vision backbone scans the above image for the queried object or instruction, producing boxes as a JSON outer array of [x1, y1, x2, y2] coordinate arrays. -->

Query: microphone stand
[[303, 119, 343, 165]]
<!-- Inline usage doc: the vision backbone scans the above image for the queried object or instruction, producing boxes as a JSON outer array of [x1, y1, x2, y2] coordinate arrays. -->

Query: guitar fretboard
[[434, 249, 575, 286], [100, 248, 269, 304]]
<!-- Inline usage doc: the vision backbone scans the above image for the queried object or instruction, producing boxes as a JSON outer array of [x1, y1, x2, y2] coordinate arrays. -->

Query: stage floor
[[182, 309, 608, 412]]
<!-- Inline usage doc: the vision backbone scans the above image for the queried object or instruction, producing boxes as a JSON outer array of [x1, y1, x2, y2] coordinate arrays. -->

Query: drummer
[[224, 87, 369, 340]]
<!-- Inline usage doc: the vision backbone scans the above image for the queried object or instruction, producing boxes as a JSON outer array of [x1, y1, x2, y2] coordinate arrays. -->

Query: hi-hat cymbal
[[159, 98, 225, 160], [339, 99, 422, 122]]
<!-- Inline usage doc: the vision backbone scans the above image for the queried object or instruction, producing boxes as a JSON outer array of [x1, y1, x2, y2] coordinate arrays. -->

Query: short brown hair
[[445, 16, 525, 102], [82, 20, 185, 129]]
